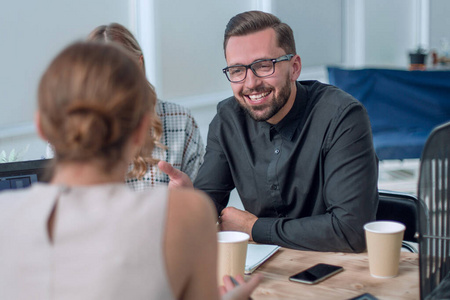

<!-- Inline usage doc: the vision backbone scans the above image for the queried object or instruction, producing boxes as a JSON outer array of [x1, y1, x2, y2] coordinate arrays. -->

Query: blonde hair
[[88, 23, 165, 178], [38, 42, 154, 173]]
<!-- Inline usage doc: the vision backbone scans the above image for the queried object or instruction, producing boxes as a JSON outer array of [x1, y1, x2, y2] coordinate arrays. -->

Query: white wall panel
[[429, 0, 450, 56], [273, 0, 343, 68], [153, 0, 253, 100], [364, 0, 416, 67], [0, 0, 133, 159]]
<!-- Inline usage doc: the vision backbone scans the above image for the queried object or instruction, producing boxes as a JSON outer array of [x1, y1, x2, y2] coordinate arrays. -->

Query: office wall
[[364, 0, 416, 67], [0, 0, 133, 160], [273, 0, 343, 68], [430, 0, 450, 54], [151, 0, 343, 101], [153, 0, 252, 101]]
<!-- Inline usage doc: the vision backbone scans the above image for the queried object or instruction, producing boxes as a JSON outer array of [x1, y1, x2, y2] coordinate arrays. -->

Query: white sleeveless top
[[0, 183, 175, 300]]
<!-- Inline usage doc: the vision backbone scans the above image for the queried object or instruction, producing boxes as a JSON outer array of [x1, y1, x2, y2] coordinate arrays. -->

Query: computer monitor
[[0, 159, 52, 191]]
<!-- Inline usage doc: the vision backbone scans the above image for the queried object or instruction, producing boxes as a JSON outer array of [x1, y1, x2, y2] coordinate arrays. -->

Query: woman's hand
[[219, 274, 263, 300]]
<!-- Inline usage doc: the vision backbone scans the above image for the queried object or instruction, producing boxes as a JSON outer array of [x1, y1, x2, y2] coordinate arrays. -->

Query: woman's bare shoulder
[[164, 188, 219, 299], [167, 188, 217, 228]]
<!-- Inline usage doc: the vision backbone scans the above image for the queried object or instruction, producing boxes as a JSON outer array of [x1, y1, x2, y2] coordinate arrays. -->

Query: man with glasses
[[159, 10, 378, 252]]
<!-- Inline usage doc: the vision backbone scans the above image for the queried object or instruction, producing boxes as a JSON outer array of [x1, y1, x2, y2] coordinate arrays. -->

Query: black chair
[[377, 190, 419, 244], [417, 121, 450, 299]]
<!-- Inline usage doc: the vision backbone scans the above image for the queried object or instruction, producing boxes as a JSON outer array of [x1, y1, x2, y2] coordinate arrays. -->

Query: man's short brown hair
[[223, 11, 296, 57]]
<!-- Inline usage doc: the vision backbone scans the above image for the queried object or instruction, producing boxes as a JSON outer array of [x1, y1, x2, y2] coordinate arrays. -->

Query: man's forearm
[[251, 214, 369, 252]]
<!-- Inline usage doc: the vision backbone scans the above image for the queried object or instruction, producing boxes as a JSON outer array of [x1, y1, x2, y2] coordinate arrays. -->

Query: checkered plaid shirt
[[126, 100, 205, 191]]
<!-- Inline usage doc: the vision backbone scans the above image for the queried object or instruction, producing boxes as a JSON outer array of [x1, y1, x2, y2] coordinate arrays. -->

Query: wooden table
[[248, 248, 419, 299]]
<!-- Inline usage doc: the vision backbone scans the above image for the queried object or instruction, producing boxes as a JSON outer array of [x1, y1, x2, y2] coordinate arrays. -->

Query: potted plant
[[0, 145, 29, 163], [409, 46, 427, 70]]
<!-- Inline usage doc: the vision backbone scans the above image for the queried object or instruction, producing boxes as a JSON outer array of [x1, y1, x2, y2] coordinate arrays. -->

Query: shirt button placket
[[268, 134, 283, 214]]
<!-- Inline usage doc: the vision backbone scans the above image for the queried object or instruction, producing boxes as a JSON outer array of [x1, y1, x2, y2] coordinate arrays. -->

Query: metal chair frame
[[417, 121, 450, 299]]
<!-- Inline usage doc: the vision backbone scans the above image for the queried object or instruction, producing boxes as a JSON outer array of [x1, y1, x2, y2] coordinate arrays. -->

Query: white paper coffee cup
[[217, 231, 249, 285], [364, 221, 405, 278]]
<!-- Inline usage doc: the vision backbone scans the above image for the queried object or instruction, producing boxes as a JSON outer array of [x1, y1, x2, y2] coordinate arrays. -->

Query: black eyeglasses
[[223, 54, 294, 83]]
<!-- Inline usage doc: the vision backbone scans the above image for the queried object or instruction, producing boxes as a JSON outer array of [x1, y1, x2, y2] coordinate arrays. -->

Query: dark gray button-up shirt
[[194, 81, 379, 252]]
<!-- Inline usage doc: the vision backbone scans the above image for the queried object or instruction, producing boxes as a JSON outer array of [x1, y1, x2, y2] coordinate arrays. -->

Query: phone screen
[[289, 263, 343, 284]]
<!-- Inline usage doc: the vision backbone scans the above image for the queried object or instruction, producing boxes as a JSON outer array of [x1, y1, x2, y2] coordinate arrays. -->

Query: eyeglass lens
[[227, 60, 274, 82], [229, 61, 273, 81], [224, 54, 293, 83]]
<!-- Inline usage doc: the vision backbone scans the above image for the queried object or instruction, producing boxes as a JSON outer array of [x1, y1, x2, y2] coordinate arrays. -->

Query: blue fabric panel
[[327, 67, 450, 160]]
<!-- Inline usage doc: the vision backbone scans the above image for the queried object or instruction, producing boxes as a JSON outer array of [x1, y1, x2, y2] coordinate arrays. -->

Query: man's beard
[[239, 78, 291, 122]]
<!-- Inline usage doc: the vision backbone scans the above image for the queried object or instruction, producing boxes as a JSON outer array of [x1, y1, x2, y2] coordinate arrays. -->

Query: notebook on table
[[245, 244, 280, 274]]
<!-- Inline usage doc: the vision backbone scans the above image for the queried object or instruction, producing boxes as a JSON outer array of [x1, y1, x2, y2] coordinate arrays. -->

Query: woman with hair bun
[[0, 42, 260, 299], [47, 22, 205, 191]]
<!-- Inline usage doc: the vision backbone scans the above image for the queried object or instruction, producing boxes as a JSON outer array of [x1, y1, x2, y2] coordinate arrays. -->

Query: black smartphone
[[289, 263, 343, 284], [348, 292, 378, 300]]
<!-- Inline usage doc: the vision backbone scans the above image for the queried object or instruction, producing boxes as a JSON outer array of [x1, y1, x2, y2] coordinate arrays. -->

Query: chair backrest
[[377, 190, 419, 243], [417, 121, 450, 299]]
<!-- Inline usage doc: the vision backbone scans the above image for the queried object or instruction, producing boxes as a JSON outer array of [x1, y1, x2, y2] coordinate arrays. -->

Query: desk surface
[[249, 248, 418, 300]]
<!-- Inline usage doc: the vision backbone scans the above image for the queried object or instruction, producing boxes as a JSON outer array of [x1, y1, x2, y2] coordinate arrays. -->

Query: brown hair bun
[[38, 41, 155, 171]]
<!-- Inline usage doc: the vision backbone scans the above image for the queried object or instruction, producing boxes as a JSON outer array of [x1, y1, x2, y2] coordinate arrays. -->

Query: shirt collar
[[260, 81, 308, 141]]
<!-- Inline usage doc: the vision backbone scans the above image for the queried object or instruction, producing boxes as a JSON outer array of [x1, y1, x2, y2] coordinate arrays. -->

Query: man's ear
[[139, 55, 145, 69], [290, 54, 302, 81], [35, 111, 47, 141]]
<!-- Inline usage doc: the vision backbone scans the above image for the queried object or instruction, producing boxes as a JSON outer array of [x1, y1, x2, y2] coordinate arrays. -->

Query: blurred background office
[[1, 0, 449, 190]]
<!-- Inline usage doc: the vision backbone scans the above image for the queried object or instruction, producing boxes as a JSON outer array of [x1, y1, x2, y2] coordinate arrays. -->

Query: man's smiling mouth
[[246, 91, 271, 102]]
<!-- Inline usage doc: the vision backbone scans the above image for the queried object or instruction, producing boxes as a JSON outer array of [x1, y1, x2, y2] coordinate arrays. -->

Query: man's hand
[[157, 161, 193, 188], [219, 207, 258, 240]]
